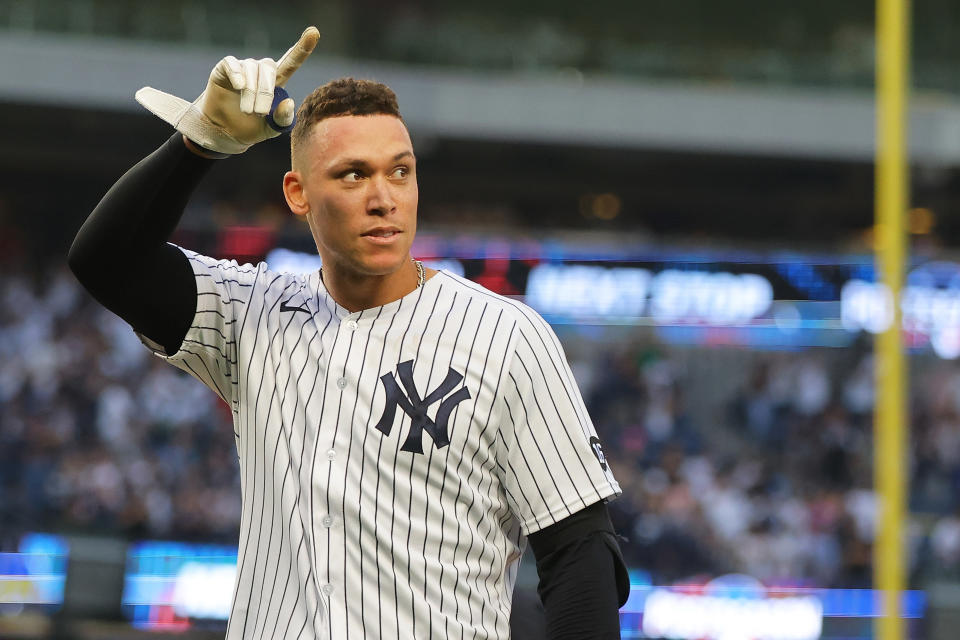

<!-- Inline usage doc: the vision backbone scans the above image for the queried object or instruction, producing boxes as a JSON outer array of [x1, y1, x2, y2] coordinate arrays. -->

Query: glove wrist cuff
[[183, 136, 233, 159]]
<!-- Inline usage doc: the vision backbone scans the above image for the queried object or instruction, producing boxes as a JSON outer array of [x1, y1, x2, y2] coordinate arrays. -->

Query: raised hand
[[136, 27, 320, 156]]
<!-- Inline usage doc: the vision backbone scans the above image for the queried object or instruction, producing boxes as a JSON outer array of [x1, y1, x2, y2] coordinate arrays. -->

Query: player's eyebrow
[[333, 151, 415, 171]]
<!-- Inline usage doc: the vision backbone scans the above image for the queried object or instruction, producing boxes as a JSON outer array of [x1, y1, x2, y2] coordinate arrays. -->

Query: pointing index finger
[[276, 26, 320, 87]]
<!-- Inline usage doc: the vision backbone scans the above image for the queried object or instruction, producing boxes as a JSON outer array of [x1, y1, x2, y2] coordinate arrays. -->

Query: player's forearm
[[68, 133, 216, 353], [535, 531, 625, 639], [69, 132, 215, 274], [528, 501, 629, 639]]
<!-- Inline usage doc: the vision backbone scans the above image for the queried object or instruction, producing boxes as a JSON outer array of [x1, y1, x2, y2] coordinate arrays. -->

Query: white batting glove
[[135, 27, 320, 155]]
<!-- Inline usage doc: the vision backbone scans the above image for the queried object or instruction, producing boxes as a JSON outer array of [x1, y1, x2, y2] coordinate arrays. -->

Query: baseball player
[[69, 26, 628, 639]]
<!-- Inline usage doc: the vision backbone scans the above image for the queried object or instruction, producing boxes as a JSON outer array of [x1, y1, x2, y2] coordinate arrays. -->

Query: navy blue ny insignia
[[374, 360, 472, 454]]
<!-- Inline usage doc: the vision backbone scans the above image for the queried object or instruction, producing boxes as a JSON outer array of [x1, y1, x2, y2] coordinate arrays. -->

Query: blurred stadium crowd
[[4, 257, 960, 591], [0, 264, 241, 545]]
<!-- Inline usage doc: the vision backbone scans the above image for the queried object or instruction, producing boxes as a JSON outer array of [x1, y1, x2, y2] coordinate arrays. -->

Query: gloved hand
[[135, 26, 320, 155]]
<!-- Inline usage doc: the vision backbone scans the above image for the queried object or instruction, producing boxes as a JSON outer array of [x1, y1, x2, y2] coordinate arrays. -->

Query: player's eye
[[341, 170, 364, 183], [390, 166, 409, 180]]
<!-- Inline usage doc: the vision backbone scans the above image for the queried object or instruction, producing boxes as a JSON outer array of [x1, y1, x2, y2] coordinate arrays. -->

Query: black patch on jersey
[[374, 359, 472, 454], [589, 436, 608, 471]]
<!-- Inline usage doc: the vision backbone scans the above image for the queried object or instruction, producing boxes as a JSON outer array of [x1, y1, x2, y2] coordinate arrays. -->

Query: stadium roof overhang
[[4, 31, 960, 164]]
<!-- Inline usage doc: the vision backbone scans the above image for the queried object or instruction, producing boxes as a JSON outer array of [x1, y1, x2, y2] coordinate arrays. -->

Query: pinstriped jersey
[[137, 245, 621, 640]]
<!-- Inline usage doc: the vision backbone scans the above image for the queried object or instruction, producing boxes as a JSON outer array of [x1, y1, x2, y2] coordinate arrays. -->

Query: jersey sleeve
[[498, 308, 621, 536], [136, 245, 260, 410]]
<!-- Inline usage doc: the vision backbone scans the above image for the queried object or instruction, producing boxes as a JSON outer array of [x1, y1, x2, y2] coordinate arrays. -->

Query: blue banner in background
[[0, 533, 69, 608]]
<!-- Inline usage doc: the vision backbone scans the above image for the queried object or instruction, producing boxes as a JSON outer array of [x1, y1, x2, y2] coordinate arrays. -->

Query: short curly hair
[[290, 77, 403, 169]]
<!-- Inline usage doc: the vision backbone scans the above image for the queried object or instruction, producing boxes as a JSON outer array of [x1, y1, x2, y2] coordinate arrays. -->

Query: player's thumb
[[273, 97, 296, 128]]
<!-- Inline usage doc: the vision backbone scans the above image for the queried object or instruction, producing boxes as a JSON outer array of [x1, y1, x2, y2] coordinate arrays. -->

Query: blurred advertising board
[[0, 534, 929, 638], [0, 533, 68, 609], [122, 540, 238, 630], [621, 573, 925, 640]]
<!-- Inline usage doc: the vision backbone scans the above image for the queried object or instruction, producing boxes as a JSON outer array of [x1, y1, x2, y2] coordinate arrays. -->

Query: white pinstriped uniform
[[138, 246, 621, 639]]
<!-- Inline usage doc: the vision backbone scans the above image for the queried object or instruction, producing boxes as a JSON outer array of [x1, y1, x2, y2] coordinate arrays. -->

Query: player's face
[[285, 114, 418, 277]]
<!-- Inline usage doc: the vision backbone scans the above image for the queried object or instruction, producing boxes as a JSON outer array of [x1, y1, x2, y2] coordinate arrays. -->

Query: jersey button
[[346, 319, 358, 331], [326, 449, 336, 460], [322, 583, 334, 596], [321, 515, 334, 527], [336, 377, 347, 389]]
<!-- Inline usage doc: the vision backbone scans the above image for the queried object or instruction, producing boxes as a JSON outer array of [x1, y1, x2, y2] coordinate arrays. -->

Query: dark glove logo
[[374, 360, 472, 454], [589, 436, 608, 471]]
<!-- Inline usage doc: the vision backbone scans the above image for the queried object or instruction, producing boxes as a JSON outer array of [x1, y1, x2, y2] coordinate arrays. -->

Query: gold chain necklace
[[414, 258, 424, 287]]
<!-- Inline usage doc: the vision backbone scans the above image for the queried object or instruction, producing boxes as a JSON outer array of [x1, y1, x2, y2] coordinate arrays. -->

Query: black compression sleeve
[[68, 133, 218, 354], [528, 501, 630, 640]]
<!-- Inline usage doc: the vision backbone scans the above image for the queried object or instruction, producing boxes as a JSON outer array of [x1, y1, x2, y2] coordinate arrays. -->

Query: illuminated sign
[[651, 270, 773, 325], [620, 573, 925, 640], [171, 562, 236, 620], [642, 587, 822, 640], [0, 534, 69, 607], [123, 541, 238, 630], [525, 265, 651, 317], [840, 280, 894, 334], [526, 264, 773, 325], [841, 261, 960, 359]]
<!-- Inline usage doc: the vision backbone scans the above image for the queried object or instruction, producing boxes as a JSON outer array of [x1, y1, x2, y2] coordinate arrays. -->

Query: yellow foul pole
[[874, 0, 909, 639]]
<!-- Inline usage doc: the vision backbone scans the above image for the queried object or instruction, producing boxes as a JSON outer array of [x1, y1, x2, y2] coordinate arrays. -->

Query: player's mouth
[[361, 227, 402, 245]]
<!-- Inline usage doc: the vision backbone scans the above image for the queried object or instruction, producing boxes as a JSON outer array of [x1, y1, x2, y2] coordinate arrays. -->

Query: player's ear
[[283, 170, 309, 217]]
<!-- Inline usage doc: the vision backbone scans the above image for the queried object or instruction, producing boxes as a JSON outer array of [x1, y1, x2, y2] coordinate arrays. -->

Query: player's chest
[[259, 307, 511, 456]]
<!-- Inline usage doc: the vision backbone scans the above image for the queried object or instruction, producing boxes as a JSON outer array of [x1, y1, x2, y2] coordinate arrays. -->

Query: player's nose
[[366, 175, 396, 215]]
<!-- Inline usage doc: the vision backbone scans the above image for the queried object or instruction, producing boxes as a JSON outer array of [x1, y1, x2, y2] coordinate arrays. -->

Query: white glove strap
[[135, 87, 252, 155]]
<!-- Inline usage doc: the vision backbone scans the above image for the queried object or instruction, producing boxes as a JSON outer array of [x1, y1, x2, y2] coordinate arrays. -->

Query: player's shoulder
[[433, 270, 554, 336], [177, 246, 307, 289]]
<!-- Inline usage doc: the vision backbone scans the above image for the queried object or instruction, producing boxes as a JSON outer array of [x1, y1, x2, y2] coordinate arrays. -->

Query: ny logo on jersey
[[374, 360, 472, 454]]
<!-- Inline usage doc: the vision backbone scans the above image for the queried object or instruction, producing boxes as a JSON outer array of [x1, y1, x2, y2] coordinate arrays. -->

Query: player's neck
[[320, 260, 432, 312]]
